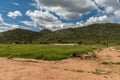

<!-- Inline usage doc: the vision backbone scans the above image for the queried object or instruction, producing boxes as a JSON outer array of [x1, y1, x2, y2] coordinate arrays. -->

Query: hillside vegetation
[[0, 23, 120, 44]]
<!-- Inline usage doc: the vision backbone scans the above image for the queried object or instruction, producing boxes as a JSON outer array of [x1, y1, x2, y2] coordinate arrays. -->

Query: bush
[[35, 54, 44, 60]]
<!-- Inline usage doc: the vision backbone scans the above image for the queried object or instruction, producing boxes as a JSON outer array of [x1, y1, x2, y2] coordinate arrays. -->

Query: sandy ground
[[0, 47, 120, 80]]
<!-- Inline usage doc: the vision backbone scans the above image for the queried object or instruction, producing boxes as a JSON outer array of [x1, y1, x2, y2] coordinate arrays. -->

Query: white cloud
[[76, 15, 109, 27], [26, 10, 60, 29], [114, 10, 120, 17], [34, 0, 98, 20], [76, 22, 85, 27], [0, 14, 3, 23], [29, 3, 36, 7], [94, 0, 120, 24], [0, 23, 20, 32], [95, 0, 120, 8], [11, 2, 20, 6], [0, 14, 20, 32], [20, 21, 34, 27], [25, 10, 75, 30], [86, 15, 109, 25], [26, 10, 58, 22], [105, 7, 114, 13], [7, 11, 22, 19], [95, 0, 120, 13], [24, 0, 120, 31], [11, 24, 19, 29]]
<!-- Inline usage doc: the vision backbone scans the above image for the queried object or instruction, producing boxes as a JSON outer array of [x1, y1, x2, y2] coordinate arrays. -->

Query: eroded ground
[[0, 47, 120, 80]]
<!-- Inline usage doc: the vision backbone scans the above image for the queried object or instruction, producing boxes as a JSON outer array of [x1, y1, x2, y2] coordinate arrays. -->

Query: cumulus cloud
[[76, 15, 109, 27], [11, 24, 19, 29], [26, 10, 59, 23], [25, 10, 75, 30], [95, 0, 120, 8], [0, 14, 3, 23], [26, 10, 60, 29], [25, 9, 109, 30], [24, 0, 120, 31], [94, 0, 120, 23], [26, 0, 99, 30], [7, 11, 22, 19], [86, 15, 109, 25], [95, 0, 120, 13], [114, 10, 120, 17], [34, 0, 98, 20], [0, 0, 119, 32], [0, 14, 20, 32], [76, 21, 85, 27], [105, 7, 114, 13], [0, 23, 20, 32], [94, 0, 120, 24]]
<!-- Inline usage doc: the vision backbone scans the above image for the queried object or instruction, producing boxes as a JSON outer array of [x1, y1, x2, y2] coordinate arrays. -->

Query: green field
[[0, 44, 102, 60]]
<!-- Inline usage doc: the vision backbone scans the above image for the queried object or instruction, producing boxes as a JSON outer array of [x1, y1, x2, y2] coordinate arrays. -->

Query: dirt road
[[0, 47, 120, 80]]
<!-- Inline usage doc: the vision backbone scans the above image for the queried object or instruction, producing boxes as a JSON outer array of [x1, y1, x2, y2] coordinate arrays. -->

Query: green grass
[[101, 62, 112, 65], [73, 70, 84, 73], [0, 44, 101, 60], [91, 69, 111, 75], [102, 62, 120, 65]]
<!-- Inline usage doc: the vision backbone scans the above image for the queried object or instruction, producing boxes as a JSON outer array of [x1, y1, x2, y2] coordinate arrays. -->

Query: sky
[[0, 0, 120, 32]]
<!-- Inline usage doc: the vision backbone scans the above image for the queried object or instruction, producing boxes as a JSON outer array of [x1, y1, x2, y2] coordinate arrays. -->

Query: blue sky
[[0, 0, 120, 32]]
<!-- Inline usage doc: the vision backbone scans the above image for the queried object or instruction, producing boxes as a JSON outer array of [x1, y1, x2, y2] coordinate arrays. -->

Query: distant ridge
[[1, 23, 120, 44]]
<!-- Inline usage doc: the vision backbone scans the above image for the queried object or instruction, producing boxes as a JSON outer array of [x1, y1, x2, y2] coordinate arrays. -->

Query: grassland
[[0, 44, 102, 60]]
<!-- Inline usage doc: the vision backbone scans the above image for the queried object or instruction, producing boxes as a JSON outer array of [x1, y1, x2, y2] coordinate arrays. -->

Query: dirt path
[[0, 47, 120, 80]]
